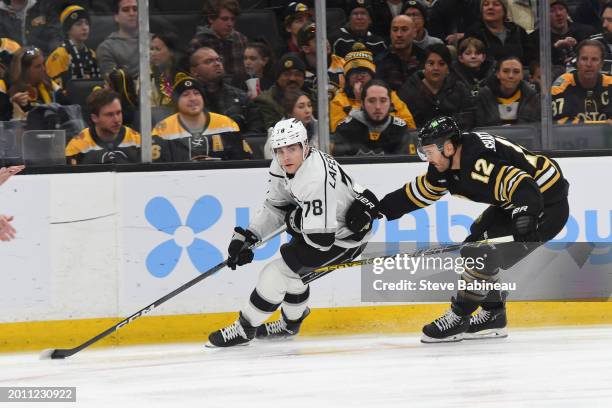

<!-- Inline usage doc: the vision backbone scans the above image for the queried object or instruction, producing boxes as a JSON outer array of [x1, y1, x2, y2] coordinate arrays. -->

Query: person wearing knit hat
[[463, 0, 531, 64], [330, 49, 416, 132], [330, 0, 387, 59], [253, 52, 307, 131], [152, 74, 253, 162], [402, 0, 444, 51], [398, 43, 473, 128], [526, 0, 596, 66], [45, 4, 100, 89], [283, 2, 313, 54]]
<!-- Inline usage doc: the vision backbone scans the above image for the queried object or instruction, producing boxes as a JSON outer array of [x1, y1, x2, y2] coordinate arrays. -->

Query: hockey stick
[[300, 235, 515, 284], [40, 225, 286, 360]]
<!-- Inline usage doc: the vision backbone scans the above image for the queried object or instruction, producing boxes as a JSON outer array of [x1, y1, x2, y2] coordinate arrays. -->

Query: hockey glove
[[285, 206, 303, 238], [227, 227, 259, 270], [345, 189, 381, 236], [511, 207, 541, 243]]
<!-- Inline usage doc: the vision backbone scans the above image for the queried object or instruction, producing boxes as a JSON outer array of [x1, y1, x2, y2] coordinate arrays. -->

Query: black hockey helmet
[[417, 116, 461, 160]]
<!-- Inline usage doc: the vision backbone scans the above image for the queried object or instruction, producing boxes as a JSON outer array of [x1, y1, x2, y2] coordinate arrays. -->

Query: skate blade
[[420, 333, 464, 344], [204, 341, 251, 349], [464, 328, 508, 340]]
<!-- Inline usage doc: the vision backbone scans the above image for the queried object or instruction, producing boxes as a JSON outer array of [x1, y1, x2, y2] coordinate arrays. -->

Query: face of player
[[68, 18, 90, 44], [363, 85, 391, 122], [275, 143, 305, 174], [114, 0, 138, 33], [459, 46, 486, 69], [244, 47, 267, 77], [291, 95, 313, 125], [190, 48, 225, 83], [423, 52, 449, 86], [481, 0, 505, 25], [550, 4, 569, 33], [25, 55, 45, 85], [419, 141, 453, 172], [277, 69, 305, 91], [390, 16, 416, 50], [349, 8, 371, 32], [577, 45, 603, 84], [177, 89, 204, 117], [150, 37, 172, 68], [209, 8, 236, 39], [286, 13, 310, 38], [603, 8, 612, 34], [496, 58, 522, 94], [92, 98, 123, 137]]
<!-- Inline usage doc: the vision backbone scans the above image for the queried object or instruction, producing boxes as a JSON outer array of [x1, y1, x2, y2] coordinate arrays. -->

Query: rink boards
[[1, 157, 611, 352]]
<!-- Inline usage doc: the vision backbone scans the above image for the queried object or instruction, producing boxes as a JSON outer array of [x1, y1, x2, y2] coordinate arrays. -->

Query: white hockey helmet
[[270, 118, 309, 159]]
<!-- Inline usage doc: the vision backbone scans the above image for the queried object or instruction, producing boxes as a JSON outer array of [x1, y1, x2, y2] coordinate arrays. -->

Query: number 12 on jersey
[[471, 159, 494, 183]]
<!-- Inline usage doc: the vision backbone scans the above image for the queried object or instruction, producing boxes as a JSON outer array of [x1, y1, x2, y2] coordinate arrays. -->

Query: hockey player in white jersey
[[207, 118, 379, 347]]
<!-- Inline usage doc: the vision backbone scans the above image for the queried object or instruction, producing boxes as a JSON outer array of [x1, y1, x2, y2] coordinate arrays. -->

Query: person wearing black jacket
[[334, 79, 412, 156], [474, 56, 540, 127], [398, 44, 474, 128], [451, 37, 496, 105]]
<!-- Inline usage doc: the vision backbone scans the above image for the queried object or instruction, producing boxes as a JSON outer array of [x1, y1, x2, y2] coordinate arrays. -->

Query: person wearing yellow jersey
[[66, 88, 141, 165], [0, 37, 20, 120], [152, 76, 253, 162], [8, 46, 68, 120], [329, 49, 416, 133], [45, 4, 100, 89]]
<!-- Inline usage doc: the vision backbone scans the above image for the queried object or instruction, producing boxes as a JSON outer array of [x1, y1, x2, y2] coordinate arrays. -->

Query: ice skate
[[256, 308, 310, 340], [206, 313, 256, 348], [464, 307, 508, 339], [421, 309, 470, 343]]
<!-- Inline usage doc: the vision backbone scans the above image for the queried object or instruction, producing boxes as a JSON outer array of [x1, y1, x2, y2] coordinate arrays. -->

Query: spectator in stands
[[241, 41, 275, 98], [527, 0, 596, 68], [150, 32, 184, 108], [475, 55, 539, 126], [334, 79, 413, 156], [297, 22, 345, 103], [189, 46, 255, 132], [527, 60, 541, 92], [330, 49, 416, 132], [281, 2, 313, 55], [0, 37, 19, 120], [193, 0, 248, 82], [375, 14, 426, 91], [96, 0, 139, 78], [8, 46, 68, 120], [462, 0, 532, 65], [106, 66, 138, 129], [574, 0, 606, 27], [402, 0, 443, 50], [0, 0, 62, 56], [152, 76, 252, 161], [252, 53, 306, 131], [552, 39, 612, 123], [506, 0, 537, 33], [45, 5, 101, 91], [264, 90, 318, 158], [66, 88, 141, 164], [579, 2, 612, 75], [371, 0, 406, 42], [451, 37, 495, 103], [428, 0, 480, 43], [398, 43, 474, 128], [331, 0, 387, 59]]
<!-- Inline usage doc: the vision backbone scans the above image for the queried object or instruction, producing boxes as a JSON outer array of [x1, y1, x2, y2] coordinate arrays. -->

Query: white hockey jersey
[[248, 148, 371, 250]]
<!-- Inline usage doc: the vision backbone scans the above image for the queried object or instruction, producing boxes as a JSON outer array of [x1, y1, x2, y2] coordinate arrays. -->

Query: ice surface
[[1, 326, 612, 407]]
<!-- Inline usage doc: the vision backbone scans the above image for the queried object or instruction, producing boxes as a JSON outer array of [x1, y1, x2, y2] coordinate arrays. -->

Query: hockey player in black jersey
[[378, 116, 570, 343], [206, 118, 380, 347]]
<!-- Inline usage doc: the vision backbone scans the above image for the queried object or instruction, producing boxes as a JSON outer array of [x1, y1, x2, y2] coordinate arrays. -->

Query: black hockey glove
[[227, 227, 259, 270], [285, 206, 303, 238], [346, 189, 381, 237], [511, 207, 541, 243]]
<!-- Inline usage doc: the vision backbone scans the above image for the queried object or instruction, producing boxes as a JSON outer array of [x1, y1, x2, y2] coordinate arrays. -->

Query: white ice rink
[[2, 326, 612, 408]]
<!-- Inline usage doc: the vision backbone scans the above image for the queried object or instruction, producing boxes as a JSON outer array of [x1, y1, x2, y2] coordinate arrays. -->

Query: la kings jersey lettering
[[248, 148, 369, 250], [397, 132, 568, 214]]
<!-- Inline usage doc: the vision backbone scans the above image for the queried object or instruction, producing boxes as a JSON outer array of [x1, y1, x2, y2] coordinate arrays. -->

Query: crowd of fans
[[1, 0, 612, 165]]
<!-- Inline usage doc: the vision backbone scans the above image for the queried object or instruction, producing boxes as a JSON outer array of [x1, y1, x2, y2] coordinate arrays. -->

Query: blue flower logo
[[145, 196, 223, 277]]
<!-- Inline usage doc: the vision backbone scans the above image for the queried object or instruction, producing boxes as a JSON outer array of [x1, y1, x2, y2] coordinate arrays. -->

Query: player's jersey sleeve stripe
[[540, 170, 561, 193], [417, 175, 441, 201], [424, 177, 446, 192], [405, 183, 428, 208], [508, 174, 531, 201]]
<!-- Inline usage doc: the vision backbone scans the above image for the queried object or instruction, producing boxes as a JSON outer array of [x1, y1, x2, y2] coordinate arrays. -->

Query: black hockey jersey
[[380, 132, 569, 220], [65, 126, 141, 165], [551, 72, 612, 123]]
